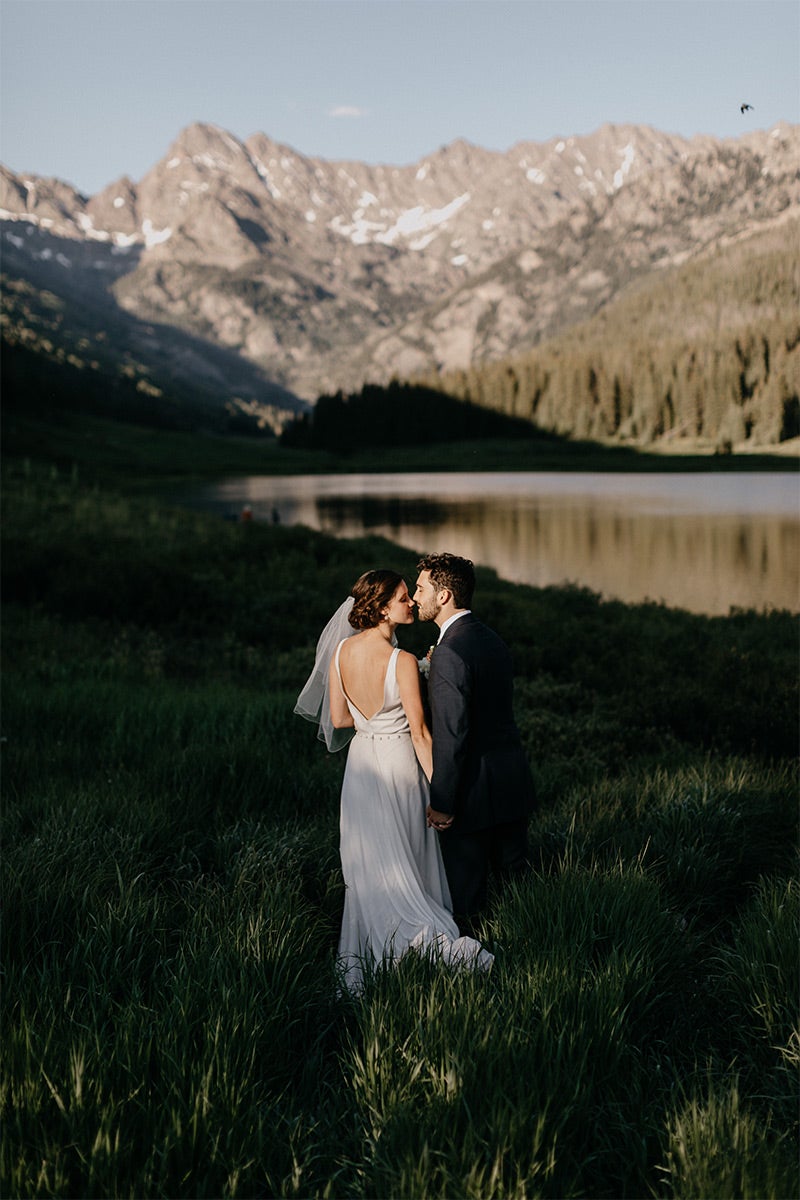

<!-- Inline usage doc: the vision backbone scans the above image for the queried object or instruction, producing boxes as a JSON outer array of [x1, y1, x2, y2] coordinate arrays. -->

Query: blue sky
[[2, 0, 798, 196]]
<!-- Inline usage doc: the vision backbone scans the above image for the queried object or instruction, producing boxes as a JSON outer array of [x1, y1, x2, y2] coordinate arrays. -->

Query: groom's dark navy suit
[[428, 612, 535, 930]]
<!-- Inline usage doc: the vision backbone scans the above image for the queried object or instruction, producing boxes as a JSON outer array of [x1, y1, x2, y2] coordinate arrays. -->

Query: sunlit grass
[[658, 1078, 799, 1200]]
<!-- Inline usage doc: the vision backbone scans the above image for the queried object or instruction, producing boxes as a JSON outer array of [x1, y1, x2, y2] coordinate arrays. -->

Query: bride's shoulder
[[336, 634, 358, 660], [395, 648, 420, 673], [338, 630, 376, 660]]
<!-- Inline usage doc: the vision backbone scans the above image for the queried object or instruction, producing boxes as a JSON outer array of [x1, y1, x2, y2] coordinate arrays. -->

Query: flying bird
[[740, 103, 754, 113]]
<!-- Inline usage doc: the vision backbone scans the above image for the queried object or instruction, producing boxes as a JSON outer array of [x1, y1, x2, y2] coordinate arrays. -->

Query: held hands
[[427, 805, 454, 831]]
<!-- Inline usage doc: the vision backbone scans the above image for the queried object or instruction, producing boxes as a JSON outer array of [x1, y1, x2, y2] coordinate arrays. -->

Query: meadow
[[2, 454, 798, 1199], [4, 404, 796, 494]]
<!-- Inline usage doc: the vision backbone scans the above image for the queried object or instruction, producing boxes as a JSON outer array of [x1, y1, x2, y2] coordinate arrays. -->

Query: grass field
[[4, 405, 797, 491], [2, 448, 798, 1198]]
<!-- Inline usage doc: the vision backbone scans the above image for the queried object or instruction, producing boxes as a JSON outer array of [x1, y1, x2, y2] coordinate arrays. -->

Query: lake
[[177, 472, 799, 615]]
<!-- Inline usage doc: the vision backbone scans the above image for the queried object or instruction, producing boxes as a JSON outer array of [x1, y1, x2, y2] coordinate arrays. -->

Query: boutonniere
[[418, 644, 436, 678]]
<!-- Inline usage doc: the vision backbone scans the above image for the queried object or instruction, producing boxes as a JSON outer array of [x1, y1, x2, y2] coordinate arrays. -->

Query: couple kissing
[[295, 552, 535, 993]]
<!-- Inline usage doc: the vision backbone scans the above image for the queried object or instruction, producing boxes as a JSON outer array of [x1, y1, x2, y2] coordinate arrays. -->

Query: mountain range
[[1, 119, 798, 436]]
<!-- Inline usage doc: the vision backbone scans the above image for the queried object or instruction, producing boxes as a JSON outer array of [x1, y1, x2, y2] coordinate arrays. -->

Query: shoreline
[[3, 406, 798, 496]]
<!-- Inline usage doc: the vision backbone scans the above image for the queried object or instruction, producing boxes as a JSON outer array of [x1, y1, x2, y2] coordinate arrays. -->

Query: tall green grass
[[2, 464, 797, 1197]]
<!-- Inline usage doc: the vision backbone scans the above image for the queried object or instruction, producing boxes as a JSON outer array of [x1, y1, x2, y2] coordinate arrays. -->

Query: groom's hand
[[427, 805, 454, 830]]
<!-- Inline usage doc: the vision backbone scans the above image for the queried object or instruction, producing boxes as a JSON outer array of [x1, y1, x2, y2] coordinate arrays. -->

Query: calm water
[[178, 472, 799, 615]]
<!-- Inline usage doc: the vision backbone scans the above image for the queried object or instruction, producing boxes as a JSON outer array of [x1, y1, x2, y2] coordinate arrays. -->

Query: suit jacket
[[428, 613, 535, 831]]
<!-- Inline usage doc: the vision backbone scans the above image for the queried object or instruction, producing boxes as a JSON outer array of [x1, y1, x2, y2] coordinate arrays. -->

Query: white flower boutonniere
[[418, 645, 436, 679]]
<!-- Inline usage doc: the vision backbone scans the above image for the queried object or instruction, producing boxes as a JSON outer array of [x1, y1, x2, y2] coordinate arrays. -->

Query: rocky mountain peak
[[2, 120, 798, 406]]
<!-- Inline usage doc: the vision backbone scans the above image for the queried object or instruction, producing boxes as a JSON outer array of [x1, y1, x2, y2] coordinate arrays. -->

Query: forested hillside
[[0, 275, 304, 436], [417, 218, 800, 449]]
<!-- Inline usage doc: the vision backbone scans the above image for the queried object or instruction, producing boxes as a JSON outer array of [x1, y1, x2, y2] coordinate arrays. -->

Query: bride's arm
[[328, 656, 355, 729], [397, 651, 433, 781]]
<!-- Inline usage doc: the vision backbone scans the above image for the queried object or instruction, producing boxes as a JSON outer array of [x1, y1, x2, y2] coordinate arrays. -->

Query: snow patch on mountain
[[409, 231, 437, 250], [380, 193, 471, 242], [0, 209, 38, 225], [250, 156, 282, 200], [328, 192, 471, 248], [613, 143, 636, 189]]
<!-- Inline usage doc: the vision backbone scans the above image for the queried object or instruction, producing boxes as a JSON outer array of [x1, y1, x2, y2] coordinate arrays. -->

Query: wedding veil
[[294, 596, 358, 752]]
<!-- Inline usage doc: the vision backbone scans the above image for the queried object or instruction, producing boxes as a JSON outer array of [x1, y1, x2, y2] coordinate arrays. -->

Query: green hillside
[[0, 273, 303, 436], [419, 219, 800, 450]]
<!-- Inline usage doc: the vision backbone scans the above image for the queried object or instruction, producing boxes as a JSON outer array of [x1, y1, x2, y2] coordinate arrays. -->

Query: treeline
[[417, 220, 800, 448], [279, 381, 544, 450]]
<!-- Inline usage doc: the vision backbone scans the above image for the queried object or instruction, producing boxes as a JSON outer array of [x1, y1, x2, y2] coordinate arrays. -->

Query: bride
[[295, 568, 493, 992]]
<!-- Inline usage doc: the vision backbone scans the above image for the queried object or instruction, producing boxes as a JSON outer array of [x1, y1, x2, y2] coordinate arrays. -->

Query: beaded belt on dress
[[355, 730, 408, 740]]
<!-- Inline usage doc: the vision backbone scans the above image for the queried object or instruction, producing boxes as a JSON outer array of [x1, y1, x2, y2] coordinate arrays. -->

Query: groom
[[414, 552, 535, 935]]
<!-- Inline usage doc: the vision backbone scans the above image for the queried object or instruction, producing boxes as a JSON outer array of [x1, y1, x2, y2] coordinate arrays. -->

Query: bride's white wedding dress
[[334, 641, 493, 992]]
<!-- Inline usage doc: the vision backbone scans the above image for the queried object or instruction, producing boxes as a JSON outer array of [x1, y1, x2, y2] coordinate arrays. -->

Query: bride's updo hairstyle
[[349, 569, 404, 630]]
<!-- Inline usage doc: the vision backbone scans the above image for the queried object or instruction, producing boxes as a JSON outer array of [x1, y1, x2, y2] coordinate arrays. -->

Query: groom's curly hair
[[417, 553, 475, 608], [349, 569, 404, 630]]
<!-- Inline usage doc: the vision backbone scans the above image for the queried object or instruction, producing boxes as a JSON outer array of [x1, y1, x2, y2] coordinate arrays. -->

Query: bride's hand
[[427, 805, 454, 830]]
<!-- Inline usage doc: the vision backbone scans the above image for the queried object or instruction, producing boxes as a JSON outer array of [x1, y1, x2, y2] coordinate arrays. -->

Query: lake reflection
[[180, 472, 799, 615]]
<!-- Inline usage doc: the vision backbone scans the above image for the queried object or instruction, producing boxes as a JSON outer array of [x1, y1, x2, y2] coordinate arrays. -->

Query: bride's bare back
[[326, 574, 433, 781], [337, 632, 393, 720]]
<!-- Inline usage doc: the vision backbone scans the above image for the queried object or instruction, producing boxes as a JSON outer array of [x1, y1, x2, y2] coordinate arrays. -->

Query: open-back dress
[[334, 641, 493, 992]]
